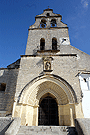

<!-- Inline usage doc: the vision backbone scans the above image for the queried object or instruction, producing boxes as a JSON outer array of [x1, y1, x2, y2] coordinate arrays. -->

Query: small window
[[51, 19, 57, 27], [47, 13, 50, 17], [40, 38, 45, 50], [52, 37, 57, 50], [40, 19, 46, 28], [0, 83, 6, 91], [83, 78, 86, 82]]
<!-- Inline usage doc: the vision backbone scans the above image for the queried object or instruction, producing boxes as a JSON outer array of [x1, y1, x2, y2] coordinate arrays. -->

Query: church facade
[[0, 8, 90, 126]]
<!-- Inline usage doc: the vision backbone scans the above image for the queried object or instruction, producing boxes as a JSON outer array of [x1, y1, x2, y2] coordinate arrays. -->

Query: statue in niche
[[45, 62, 51, 70]]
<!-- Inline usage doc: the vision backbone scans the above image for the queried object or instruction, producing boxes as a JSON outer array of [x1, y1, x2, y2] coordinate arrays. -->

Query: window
[[51, 19, 57, 27], [47, 13, 50, 17], [40, 38, 45, 50], [40, 19, 46, 28], [79, 74, 90, 91], [52, 37, 57, 50], [83, 78, 86, 82], [0, 83, 6, 91]]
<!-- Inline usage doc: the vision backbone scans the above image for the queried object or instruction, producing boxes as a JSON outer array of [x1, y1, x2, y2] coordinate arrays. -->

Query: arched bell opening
[[40, 19, 46, 28], [38, 93, 59, 126], [51, 19, 57, 27]]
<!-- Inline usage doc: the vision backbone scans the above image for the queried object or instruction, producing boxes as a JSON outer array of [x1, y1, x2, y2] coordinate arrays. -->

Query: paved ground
[[17, 126, 78, 135]]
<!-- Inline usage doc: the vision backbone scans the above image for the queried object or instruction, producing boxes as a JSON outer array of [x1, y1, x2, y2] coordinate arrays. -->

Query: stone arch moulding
[[17, 74, 77, 106]]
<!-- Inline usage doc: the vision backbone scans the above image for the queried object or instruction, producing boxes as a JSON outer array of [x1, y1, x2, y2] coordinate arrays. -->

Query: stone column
[[12, 101, 16, 117], [26, 105, 34, 126], [46, 19, 51, 28], [69, 104, 74, 126], [58, 105, 64, 126], [21, 105, 27, 125], [33, 106, 39, 126], [12, 101, 22, 118], [75, 103, 84, 118]]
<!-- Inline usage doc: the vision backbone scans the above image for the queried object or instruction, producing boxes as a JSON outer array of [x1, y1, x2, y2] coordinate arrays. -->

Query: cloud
[[81, 0, 89, 8]]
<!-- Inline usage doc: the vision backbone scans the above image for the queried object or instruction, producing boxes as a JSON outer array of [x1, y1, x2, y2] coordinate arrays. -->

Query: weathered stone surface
[[0, 68, 19, 115], [0, 117, 12, 135], [75, 118, 90, 135], [17, 126, 78, 135], [0, 8, 90, 132], [5, 117, 21, 135]]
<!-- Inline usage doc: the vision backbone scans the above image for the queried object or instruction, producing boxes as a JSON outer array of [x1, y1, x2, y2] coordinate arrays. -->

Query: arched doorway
[[13, 75, 80, 126], [38, 95, 59, 126]]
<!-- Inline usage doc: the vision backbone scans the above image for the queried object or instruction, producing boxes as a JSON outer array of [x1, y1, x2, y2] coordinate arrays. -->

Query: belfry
[[0, 8, 90, 134]]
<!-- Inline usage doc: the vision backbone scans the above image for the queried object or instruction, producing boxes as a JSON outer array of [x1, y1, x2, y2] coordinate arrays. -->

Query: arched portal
[[12, 74, 83, 126], [38, 94, 59, 126]]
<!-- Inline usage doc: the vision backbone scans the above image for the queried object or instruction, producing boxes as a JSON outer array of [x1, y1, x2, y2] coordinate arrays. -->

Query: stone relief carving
[[43, 57, 53, 71], [45, 62, 51, 70]]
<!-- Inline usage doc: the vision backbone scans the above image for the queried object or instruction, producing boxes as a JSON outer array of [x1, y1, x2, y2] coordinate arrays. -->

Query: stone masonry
[[0, 8, 90, 129]]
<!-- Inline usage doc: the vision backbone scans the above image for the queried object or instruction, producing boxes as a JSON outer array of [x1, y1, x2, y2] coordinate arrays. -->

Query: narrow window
[[52, 37, 57, 50], [40, 38, 45, 50], [0, 83, 6, 91], [40, 19, 46, 28], [51, 19, 57, 27], [83, 78, 86, 82]]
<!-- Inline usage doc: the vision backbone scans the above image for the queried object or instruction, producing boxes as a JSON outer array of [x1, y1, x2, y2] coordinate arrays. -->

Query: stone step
[[17, 126, 78, 135]]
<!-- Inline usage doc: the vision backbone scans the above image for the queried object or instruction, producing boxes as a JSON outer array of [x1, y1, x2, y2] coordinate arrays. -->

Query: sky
[[0, 0, 90, 68]]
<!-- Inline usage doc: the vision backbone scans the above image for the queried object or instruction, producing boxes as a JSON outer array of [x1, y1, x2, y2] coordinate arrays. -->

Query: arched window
[[40, 38, 45, 50], [52, 37, 57, 50], [51, 19, 57, 27], [40, 19, 46, 28], [46, 13, 50, 17]]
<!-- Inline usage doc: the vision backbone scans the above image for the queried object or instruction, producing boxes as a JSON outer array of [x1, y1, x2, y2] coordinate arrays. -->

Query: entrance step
[[17, 126, 78, 135]]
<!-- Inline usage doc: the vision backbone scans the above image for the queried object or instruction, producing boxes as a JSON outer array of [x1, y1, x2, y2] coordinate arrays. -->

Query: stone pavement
[[17, 126, 78, 135]]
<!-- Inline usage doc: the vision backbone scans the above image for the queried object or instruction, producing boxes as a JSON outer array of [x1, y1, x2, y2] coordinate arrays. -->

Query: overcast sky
[[0, 0, 90, 67]]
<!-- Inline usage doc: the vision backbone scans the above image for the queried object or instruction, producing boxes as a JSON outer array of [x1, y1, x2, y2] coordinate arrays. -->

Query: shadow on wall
[[66, 127, 78, 135], [0, 117, 13, 135]]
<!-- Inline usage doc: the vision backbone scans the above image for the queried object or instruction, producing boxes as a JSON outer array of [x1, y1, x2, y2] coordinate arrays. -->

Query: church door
[[38, 96, 59, 126]]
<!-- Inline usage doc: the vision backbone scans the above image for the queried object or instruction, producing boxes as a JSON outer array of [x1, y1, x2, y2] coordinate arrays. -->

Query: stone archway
[[38, 93, 59, 126], [12, 74, 83, 126]]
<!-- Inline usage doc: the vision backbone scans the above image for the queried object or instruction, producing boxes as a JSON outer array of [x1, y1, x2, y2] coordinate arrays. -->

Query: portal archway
[[38, 94, 59, 126], [13, 74, 82, 126]]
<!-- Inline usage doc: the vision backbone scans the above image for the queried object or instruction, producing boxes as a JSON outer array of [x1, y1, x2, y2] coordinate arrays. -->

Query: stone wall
[[75, 118, 90, 135], [25, 28, 70, 55], [0, 45, 89, 118], [60, 45, 90, 71], [0, 117, 12, 135], [15, 45, 90, 103], [0, 69, 19, 116], [14, 57, 43, 100]]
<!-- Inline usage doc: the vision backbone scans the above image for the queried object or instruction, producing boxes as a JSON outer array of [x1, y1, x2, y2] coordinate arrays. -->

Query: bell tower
[[12, 8, 86, 127], [25, 8, 70, 55]]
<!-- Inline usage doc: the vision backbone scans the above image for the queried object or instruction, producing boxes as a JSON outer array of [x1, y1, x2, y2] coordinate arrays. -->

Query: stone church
[[0, 8, 90, 128]]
